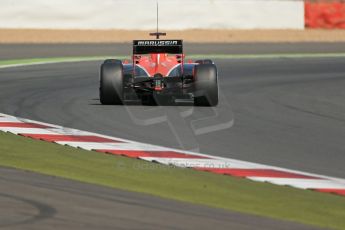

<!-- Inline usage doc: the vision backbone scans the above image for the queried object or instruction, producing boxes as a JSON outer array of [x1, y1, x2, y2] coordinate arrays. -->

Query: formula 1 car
[[99, 34, 218, 106]]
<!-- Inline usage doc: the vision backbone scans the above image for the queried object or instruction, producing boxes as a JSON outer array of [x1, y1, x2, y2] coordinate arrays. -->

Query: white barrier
[[0, 0, 304, 29]]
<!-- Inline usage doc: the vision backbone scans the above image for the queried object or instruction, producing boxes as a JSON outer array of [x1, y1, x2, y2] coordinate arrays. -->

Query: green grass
[[0, 132, 345, 229], [0, 56, 115, 67]]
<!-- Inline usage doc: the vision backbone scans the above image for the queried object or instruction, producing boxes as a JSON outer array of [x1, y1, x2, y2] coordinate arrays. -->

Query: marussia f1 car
[[99, 34, 218, 106]]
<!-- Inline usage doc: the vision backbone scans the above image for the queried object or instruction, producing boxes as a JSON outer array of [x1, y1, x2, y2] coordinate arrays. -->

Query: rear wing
[[133, 40, 183, 54]]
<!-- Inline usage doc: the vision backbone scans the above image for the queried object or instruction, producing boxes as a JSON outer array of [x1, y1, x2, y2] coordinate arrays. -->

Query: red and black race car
[[99, 35, 218, 106]]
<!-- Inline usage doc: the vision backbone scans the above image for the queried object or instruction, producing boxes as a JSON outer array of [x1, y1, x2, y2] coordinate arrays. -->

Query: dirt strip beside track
[[1, 29, 345, 43]]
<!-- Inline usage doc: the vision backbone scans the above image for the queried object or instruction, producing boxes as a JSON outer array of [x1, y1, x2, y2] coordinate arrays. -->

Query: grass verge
[[0, 57, 113, 67], [0, 131, 344, 229], [2, 53, 345, 68]]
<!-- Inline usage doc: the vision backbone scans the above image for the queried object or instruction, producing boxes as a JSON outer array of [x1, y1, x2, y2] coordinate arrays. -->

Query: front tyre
[[194, 64, 219, 107], [99, 61, 124, 105]]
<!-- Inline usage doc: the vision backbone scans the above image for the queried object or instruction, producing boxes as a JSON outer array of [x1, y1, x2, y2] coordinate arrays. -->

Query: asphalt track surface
[[0, 43, 344, 229]]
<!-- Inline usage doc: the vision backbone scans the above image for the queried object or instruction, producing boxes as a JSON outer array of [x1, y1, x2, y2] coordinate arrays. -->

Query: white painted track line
[[249, 177, 345, 189]]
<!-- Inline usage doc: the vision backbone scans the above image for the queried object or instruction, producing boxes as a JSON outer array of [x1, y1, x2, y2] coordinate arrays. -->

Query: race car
[[99, 35, 218, 106]]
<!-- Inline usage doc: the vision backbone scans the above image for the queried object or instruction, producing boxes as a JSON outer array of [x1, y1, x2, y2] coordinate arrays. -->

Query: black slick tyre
[[193, 64, 219, 107], [99, 60, 123, 105]]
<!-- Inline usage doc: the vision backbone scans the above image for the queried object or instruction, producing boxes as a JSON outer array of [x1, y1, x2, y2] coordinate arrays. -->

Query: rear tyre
[[99, 60, 123, 105], [194, 64, 219, 107]]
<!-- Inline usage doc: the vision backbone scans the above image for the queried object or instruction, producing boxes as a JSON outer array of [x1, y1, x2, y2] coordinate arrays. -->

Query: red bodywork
[[133, 53, 184, 77]]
